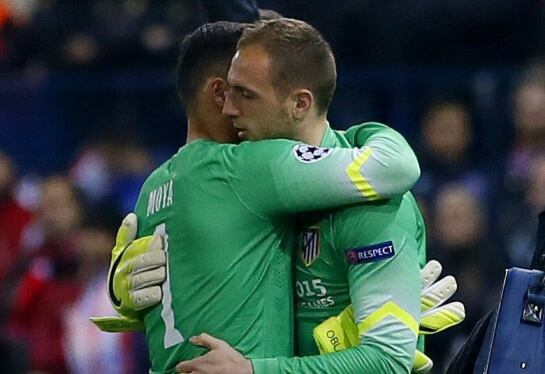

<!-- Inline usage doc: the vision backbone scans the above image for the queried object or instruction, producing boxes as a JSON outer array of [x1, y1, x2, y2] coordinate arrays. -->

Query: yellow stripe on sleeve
[[345, 147, 381, 201], [357, 301, 419, 337]]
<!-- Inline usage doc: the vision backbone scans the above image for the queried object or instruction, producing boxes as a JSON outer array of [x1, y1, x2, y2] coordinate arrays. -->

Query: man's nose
[[222, 95, 240, 118]]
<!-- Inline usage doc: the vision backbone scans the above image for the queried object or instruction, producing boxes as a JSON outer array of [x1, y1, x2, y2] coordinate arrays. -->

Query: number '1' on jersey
[[133, 137, 389, 373]]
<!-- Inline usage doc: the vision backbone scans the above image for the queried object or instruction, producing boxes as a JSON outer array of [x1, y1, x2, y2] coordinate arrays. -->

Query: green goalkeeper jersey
[[134, 123, 419, 373], [252, 126, 426, 373]]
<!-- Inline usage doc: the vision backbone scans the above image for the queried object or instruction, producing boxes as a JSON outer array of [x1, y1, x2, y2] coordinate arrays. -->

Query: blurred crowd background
[[0, 0, 544, 373]]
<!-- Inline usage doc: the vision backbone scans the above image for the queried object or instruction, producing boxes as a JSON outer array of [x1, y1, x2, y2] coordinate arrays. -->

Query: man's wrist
[[246, 358, 255, 374]]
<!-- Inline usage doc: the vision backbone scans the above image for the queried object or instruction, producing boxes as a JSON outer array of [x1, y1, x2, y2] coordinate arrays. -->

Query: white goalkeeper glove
[[90, 213, 167, 332], [414, 260, 465, 373], [313, 260, 465, 374], [420, 260, 465, 334]]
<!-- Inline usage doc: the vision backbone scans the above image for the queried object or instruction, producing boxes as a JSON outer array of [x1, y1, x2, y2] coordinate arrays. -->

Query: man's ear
[[210, 78, 227, 109], [291, 89, 313, 121]]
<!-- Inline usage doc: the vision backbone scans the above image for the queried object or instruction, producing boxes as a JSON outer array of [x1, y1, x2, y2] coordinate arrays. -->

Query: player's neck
[[184, 84, 241, 143], [186, 116, 238, 144], [186, 126, 205, 143], [293, 115, 328, 146], [185, 111, 209, 143], [186, 118, 214, 143]]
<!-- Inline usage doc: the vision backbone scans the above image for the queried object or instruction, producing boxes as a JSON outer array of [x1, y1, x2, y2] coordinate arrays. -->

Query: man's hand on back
[[176, 333, 253, 374]]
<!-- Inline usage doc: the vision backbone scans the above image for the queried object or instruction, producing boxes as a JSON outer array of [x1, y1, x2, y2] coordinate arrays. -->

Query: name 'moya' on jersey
[[133, 123, 420, 374], [146, 180, 174, 216]]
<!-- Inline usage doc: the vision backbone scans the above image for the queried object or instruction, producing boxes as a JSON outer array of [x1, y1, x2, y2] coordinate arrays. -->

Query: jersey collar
[[319, 122, 338, 148]]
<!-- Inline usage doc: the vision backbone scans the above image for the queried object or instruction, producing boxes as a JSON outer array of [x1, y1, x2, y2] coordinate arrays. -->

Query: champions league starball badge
[[293, 144, 332, 163]]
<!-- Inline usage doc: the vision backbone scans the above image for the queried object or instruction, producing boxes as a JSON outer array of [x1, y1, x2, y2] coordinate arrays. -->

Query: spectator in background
[[63, 206, 147, 374], [70, 139, 116, 204], [4, 0, 200, 72], [495, 62, 545, 268], [498, 156, 545, 267], [109, 138, 154, 214], [70, 135, 154, 214], [0, 151, 33, 288], [0, 1, 13, 65], [426, 183, 506, 373], [414, 99, 493, 214], [5, 175, 83, 374], [0, 0, 37, 70], [0, 151, 33, 373], [504, 62, 545, 197]]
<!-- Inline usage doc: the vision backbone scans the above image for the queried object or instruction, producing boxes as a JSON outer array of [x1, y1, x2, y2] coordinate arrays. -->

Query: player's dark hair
[[238, 18, 336, 115], [176, 21, 246, 109]]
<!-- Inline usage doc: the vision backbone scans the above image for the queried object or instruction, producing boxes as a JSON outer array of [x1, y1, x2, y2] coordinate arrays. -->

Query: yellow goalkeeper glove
[[90, 213, 167, 332], [313, 260, 465, 373]]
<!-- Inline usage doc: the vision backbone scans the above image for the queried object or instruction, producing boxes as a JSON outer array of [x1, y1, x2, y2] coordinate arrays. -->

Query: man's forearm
[[252, 339, 414, 374]]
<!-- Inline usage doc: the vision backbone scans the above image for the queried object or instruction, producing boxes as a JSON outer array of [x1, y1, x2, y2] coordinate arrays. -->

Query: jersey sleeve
[[342, 122, 420, 201], [251, 195, 421, 374], [220, 139, 393, 219]]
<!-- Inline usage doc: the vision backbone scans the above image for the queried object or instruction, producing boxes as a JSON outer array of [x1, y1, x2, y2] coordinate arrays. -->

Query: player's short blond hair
[[238, 18, 336, 115]]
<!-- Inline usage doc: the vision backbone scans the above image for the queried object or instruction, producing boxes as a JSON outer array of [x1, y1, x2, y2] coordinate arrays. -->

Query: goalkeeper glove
[[90, 213, 167, 332], [313, 260, 465, 373], [420, 260, 465, 335], [412, 260, 465, 372]]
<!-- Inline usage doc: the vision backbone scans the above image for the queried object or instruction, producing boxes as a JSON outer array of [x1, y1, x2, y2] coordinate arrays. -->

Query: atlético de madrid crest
[[300, 227, 320, 267]]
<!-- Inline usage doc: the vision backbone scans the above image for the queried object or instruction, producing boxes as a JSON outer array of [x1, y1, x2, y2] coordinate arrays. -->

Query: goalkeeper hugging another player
[[93, 15, 464, 374]]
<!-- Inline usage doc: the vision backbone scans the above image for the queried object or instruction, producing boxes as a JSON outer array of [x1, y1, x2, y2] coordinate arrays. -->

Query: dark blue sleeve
[[200, 0, 259, 22]]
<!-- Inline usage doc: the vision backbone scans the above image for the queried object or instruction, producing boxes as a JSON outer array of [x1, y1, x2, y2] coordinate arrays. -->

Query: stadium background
[[0, 0, 543, 372]]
